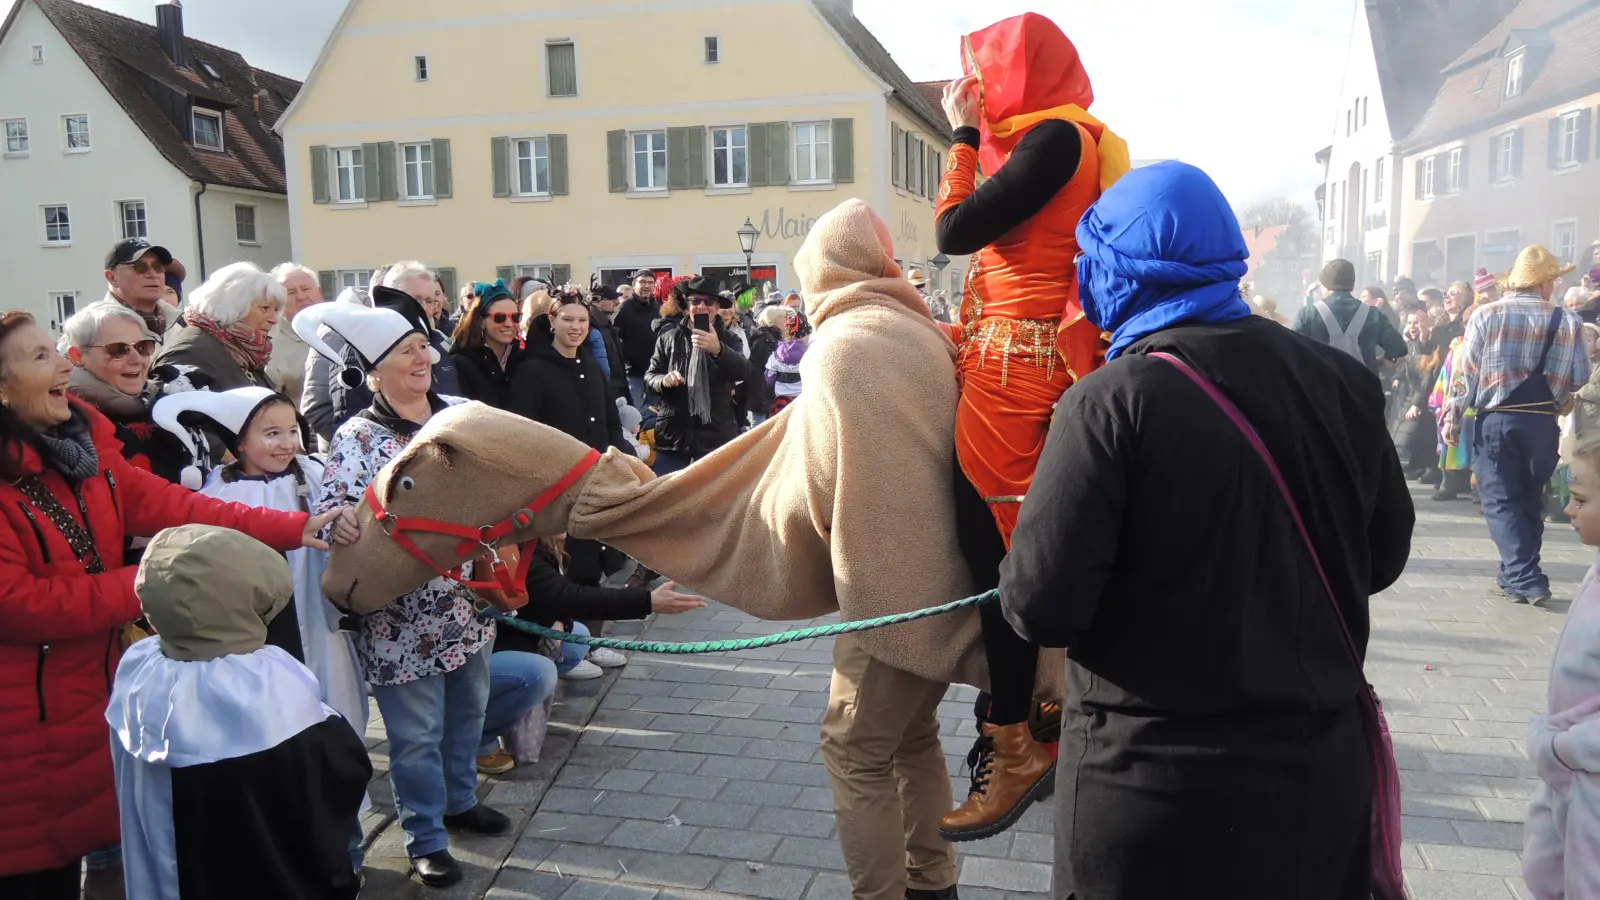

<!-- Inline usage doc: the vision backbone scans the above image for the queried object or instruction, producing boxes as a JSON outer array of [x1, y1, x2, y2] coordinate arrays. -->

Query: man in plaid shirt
[[1444, 246, 1590, 604]]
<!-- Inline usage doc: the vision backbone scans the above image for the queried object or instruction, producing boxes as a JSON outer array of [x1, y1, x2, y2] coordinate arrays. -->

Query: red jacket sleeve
[[0, 538, 142, 643], [115, 453, 308, 551]]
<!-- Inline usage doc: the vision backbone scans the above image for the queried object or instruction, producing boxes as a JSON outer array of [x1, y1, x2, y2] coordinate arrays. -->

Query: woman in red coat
[[0, 311, 349, 897]]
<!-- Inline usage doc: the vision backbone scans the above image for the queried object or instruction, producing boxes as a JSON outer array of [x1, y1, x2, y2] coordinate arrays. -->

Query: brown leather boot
[[939, 721, 1056, 842]]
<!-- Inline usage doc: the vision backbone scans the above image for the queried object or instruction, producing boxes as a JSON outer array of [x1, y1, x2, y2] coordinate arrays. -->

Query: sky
[[60, 0, 1355, 207]]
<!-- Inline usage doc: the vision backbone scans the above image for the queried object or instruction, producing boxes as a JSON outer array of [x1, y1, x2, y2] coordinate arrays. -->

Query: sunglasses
[[93, 339, 158, 360], [489, 311, 523, 325], [118, 259, 165, 275], [688, 296, 718, 308]]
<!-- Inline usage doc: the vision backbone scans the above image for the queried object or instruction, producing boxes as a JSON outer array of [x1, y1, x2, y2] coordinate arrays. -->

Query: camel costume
[[323, 199, 1060, 900]]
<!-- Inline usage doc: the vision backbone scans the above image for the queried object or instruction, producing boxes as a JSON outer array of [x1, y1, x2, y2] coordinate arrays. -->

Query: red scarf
[[183, 309, 272, 374]]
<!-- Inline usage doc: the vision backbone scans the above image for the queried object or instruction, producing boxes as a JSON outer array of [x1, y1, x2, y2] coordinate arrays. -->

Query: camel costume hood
[[324, 199, 1060, 696]]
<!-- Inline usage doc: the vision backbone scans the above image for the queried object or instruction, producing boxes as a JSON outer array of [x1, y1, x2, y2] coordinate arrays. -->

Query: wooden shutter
[[310, 145, 330, 204], [1489, 135, 1501, 182], [492, 137, 510, 197], [436, 267, 456, 303], [1580, 109, 1594, 163], [686, 127, 706, 190], [496, 265, 515, 283], [606, 129, 627, 193], [1413, 159, 1424, 199], [1513, 129, 1525, 177], [832, 118, 854, 183], [317, 270, 336, 298], [362, 142, 382, 201], [892, 123, 904, 187], [1458, 147, 1469, 190], [925, 143, 937, 198], [748, 123, 769, 187], [1550, 117, 1563, 169], [432, 138, 452, 198], [377, 141, 398, 201], [667, 126, 692, 190], [766, 122, 789, 186], [549, 134, 569, 196], [551, 264, 571, 285]]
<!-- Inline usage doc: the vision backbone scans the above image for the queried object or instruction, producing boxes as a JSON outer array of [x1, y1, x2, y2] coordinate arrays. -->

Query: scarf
[[678, 320, 714, 425], [38, 404, 101, 482], [183, 308, 273, 374], [1075, 161, 1251, 360], [67, 365, 152, 418], [357, 391, 449, 439]]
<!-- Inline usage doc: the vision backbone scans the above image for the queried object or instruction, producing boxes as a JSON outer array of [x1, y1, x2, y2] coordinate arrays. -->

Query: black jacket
[[744, 326, 782, 418], [495, 544, 652, 654], [593, 314, 631, 402], [506, 318, 627, 453], [644, 314, 750, 456], [451, 344, 522, 409], [613, 295, 664, 378], [1000, 316, 1413, 898]]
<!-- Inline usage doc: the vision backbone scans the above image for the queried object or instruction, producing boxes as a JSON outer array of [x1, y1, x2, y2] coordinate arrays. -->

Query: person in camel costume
[[323, 199, 1062, 900]]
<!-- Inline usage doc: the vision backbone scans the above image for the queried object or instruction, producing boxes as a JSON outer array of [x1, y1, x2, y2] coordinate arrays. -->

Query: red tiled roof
[[18, 0, 300, 194], [1402, 0, 1600, 150], [1242, 224, 1288, 275], [913, 80, 949, 116]]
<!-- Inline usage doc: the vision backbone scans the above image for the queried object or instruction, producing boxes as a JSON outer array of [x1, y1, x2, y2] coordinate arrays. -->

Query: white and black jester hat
[[293, 285, 439, 389], [151, 386, 286, 489]]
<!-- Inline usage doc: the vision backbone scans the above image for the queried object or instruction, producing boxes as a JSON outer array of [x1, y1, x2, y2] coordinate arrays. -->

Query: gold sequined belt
[[960, 316, 1061, 385]]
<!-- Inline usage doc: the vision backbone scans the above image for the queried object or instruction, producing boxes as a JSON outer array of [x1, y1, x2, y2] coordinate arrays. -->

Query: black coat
[[613, 295, 663, 378], [644, 314, 750, 456], [744, 326, 782, 419], [451, 344, 522, 409], [593, 314, 631, 402], [506, 318, 627, 454], [495, 544, 652, 653], [1000, 317, 1414, 899]]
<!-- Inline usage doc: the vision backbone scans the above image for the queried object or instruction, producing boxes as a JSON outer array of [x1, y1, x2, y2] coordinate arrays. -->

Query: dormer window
[[1506, 51, 1525, 98], [192, 107, 223, 151], [199, 60, 221, 81]]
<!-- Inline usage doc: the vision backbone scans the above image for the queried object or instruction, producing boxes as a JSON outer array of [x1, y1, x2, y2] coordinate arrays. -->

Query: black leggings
[[0, 862, 80, 900], [952, 459, 1036, 726]]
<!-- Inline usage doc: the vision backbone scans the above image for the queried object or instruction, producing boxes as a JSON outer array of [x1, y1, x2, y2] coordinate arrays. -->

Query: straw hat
[[1505, 245, 1576, 291]]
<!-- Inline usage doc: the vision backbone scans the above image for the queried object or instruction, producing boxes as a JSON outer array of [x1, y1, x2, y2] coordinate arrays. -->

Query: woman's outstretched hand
[[651, 582, 708, 615]]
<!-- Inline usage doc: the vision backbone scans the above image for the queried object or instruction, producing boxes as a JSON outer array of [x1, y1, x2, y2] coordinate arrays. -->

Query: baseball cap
[[106, 237, 173, 270]]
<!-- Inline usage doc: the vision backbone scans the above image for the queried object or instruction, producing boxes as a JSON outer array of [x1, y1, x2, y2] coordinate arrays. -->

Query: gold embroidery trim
[[959, 316, 1062, 386], [984, 495, 1026, 504]]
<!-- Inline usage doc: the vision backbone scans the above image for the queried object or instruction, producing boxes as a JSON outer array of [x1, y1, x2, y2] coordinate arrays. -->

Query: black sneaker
[[907, 888, 959, 900], [443, 804, 511, 836], [411, 850, 462, 887], [1431, 488, 1459, 502], [1419, 468, 1443, 487]]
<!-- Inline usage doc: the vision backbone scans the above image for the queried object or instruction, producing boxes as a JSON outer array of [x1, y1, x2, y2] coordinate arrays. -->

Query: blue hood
[[1075, 161, 1251, 360]]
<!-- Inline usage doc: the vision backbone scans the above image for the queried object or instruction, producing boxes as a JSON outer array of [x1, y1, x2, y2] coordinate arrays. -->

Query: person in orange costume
[[933, 13, 1131, 842]]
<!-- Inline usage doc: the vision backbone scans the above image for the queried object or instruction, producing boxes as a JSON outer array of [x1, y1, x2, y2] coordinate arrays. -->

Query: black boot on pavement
[[907, 887, 959, 900], [443, 803, 511, 836], [1419, 468, 1442, 487], [411, 850, 462, 887], [624, 563, 659, 589]]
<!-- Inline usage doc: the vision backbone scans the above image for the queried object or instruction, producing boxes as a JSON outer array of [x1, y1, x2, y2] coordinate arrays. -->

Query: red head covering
[[963, 13, 1097, 176]]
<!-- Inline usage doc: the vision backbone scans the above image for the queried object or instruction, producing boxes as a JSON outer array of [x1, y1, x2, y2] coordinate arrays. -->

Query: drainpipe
[[193, 181, 208, 279]]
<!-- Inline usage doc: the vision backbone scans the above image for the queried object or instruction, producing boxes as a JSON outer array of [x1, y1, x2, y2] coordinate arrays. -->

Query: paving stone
[[1473, 797, 1529, 823], [525, 812, 624, 845], [716, 779, 804, 806], [538, 843, 640, 880], [744, 739, 821, 762], [487, 867, 571, 899], [643, 713, 720, 735], [671, 734, 752, 756], [606, 819, 701, 854], [710, 860, 817, 900], [771, 836, 845, 870], [642, 772, 729, 800], [670, 683, 741, 701], [698, 755, 779, 781], [802, 872, 853, 900], [691, 700, 761, 718], [1405, 870, 1522, 899], [959, 856, 1052, 893], [618, 849, 727, 890], [1404, 792, 1485, 819], [792, 786, 837, 811], [596, 769, 657, 792], [628, 750, 708, 774], [558, 881, 662, 900], [1452, 819, 1525, 850], [687, 827, 784, 860], [752, 704, 825, 724], [629, 696, 704, 714], [1009, 832, 1052, 863], [1416, 843, 1524, 876], [751, 807, 835, 839], [670, 799, 761, 829], [594, 792, 683, 821], [766, 762, 834, 787], [709, 718, 789, 739]]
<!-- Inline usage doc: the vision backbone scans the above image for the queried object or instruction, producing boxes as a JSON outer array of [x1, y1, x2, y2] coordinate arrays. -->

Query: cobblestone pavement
[[358, 484, 1591, 899]]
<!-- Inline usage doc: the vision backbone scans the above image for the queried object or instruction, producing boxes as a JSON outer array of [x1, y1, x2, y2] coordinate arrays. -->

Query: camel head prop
[[322, 401, 652, 613]]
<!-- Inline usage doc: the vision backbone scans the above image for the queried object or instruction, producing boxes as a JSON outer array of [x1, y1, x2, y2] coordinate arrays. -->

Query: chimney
[[156, 2, 185, 68]]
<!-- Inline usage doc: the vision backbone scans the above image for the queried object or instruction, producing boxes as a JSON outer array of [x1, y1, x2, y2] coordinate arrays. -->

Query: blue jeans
[[370, 643, 492, 858], [628, 376, 660, 425], [478, 651, 558, 755], [1476, 412, 1559, 597], [557, 621, 591, 674], [652, 449, 694, 476]]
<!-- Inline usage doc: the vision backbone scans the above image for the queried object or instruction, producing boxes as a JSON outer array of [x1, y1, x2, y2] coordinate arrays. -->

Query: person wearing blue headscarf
[[996, 161, 1416, 899]]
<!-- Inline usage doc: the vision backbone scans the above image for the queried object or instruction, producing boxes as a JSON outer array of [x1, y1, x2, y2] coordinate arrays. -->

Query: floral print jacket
[[316, 401, 493, 686]]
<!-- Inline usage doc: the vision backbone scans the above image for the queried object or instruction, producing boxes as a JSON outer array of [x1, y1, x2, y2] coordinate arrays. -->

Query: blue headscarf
[[472, 279, 514, 305], [1075, 161, 1251, 360]]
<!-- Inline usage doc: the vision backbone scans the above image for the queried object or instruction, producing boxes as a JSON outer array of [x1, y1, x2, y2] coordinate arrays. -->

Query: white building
[[0, 0, 299, 332]]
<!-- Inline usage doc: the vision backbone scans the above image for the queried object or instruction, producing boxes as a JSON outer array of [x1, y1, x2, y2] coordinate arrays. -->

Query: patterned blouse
[[316, 400, 494, 686]]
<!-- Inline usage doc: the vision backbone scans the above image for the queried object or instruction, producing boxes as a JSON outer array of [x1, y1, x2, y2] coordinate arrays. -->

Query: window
[[50, 292, 75, 328], [1421, 155, 1436, 198], [191, 108, 223, 151], [42, 204, 69, 244], [63, 114, 88, 150], [793, 121, 832, 184], [333, 146, 364, 202], [1366, 251, 1383, 283], [515, 137, 550, 195], [1558, 111, 1583, 167], [401, 142, 435, 198], [711, 126, 747, 186], [1485, 229, 1521, 275], [119, 200, 146, 240], [1555, 221, 1578, 265], [31, 44, 43, 64], [1373, 157, 1386, 202], [3, 118, 27, 154], [546, 41, 577, 97], [905, 133, 923, 195], [1495, 131, 1518, 180], [632, 130, 667, 190], [1412, 240, 1442, 285], [1447, 147, 1463, 191], [414, 55, 428, 82], [200, 60, 221, 80], [1506, 51, 1524, 98], [235, 204, 257, 244], [337, 270, 370, 291], [1345, 110, 1351, 136], [705, 36, 720, 63], [518, 264, 554, 282], [1361, 97, 1368, 127]]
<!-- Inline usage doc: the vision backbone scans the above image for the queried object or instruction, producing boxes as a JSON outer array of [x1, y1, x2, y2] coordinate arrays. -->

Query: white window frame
[[631, 130, 667, 191], [199, 60, 222, 80], [792, 120, 833, 185], [49, 291, 76, 331], [118, 199, 147, 240], [191, 107, 223, 151], [513, 136, 551, 197], [710, 125, 747, 188], [517, 264, 555, 282], [1373, 157, 1385, 203], [62, 113, 89, 152], [3, 117, 28, 156], [704, 35, 720, 64], [30, 44, 43, 65], [545, 40, 578, 98], [414, 55, 429, 82], [1446, 147, 1464, 191], [1555, 219, 1579, 266], [336, 270, 370, 291], [1421, 155, 1436, 199], [1505, 51, 1524, 98], [41, 203, 70, 246], [1558, 111, 1583, 167], [400, 141, 435, 199], [332, 146, 365, 203], [234, 203, 258, 245], [1494, 130, 1518, 181]]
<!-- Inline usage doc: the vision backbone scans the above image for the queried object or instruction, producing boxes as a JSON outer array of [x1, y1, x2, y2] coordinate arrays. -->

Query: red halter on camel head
[[962, 13, 1131, 189]]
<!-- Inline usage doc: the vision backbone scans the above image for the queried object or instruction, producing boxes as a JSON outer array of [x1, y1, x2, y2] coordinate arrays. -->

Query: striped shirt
[[1446, 294, 1589, 423]]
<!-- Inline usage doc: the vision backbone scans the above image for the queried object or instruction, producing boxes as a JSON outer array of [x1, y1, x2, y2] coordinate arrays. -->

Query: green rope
[[494, 589, 998, 654]]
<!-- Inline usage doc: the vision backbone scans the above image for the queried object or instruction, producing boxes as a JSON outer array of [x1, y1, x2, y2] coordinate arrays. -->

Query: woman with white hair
[[154, 261, 283, 390], [265, 263, 326, 407], [302, 287, 372, 452]]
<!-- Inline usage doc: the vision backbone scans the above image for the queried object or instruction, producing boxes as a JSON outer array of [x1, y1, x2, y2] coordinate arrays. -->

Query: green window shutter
[[377, 141, 398, 201], [310, 145, 330, 204], [1580, 109, 1594, 163], [431, 138, 452, 198], [926, 145, 937, 199], [766, 121, 789, 186], [748, 124, 769, 187], [891, 123, 903, 187], [317, 270, 336, 298], [436, 267, 457, 304], [607, 130, 627, 193], [549, 134, 569, 196], [1549, 118, 1562, 169], [1513, 129, 1525, 177], [686, 127, 706, 190], [492, 136, 510, 198], [362, 142, 382, 201], [551, 264, 571, 285], [831, 118, 854, 184], [667, 126, 692, 190], [496, 265, 515, 283]]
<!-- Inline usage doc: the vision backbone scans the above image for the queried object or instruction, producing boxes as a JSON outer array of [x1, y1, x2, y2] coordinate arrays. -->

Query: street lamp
[[737, 217, 759, 281], [930, 252, 950, 292]]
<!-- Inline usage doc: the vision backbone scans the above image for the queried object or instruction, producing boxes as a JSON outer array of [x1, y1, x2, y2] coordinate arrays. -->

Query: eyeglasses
[[92, 340, 157, 360], [489, 312, 523, 325], [118, 259, 165, 276], [688, 297, 717, 308]]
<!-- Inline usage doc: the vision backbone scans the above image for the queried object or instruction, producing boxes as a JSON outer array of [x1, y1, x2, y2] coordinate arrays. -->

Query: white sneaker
[[587, 647, 628, 669], [561, 659, 603, 681]]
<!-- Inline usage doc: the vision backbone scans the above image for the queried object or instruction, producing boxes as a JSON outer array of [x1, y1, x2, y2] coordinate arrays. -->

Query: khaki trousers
[[820, 634, 957, 900]]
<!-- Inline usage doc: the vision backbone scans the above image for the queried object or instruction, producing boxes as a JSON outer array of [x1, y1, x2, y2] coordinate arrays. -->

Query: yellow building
[[276, 0, 964, 301]]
